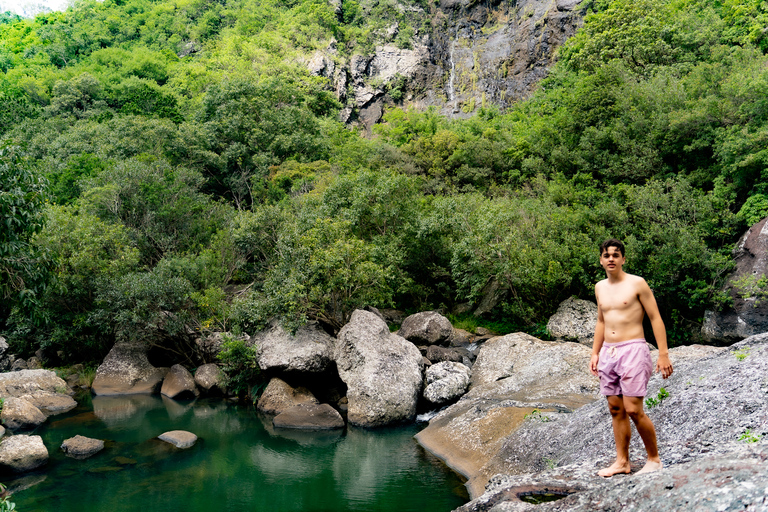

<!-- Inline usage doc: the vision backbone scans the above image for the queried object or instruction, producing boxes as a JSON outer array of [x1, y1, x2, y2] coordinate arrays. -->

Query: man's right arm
[[590, 286, 604, 376]]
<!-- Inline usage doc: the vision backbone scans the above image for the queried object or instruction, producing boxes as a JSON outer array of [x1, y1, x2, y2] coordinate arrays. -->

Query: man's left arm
[[637, 279, 673, 379]]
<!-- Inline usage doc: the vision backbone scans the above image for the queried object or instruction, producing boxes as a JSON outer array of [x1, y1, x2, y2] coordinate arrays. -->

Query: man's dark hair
[[599, 238, 625, 257]]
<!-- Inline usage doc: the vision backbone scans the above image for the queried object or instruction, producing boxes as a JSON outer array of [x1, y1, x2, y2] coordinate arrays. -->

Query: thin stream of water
[[8, 394, 469, 512]]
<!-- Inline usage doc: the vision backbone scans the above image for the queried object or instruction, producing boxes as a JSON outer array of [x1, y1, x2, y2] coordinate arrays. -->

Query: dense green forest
[[1, 0, 767, 364]]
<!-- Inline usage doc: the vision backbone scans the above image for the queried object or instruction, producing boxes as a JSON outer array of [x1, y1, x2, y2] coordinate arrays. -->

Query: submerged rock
[[158, 430, 198, 449], [61, 435, 105, 459], [0, 435, 48, 473], [335, 309, 423, 427], [273, 403, 345, 430]]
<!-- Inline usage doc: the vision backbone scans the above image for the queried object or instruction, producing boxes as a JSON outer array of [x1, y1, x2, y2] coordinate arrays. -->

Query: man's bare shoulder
[[625, 273, 651, 289]]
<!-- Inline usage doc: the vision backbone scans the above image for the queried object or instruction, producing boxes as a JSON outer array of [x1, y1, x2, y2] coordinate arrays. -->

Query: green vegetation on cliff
[[1, 0, 766, 362]]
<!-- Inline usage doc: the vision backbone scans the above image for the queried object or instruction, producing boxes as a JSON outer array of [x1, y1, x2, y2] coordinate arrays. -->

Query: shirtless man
[[589, 238, 673, 477]]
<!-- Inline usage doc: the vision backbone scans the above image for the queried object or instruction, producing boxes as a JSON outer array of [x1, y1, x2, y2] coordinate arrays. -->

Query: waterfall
[[448, 32, 458, 114]]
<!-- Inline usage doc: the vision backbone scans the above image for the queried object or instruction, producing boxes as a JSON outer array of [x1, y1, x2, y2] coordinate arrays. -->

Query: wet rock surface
[[273, 403, 345, 430]]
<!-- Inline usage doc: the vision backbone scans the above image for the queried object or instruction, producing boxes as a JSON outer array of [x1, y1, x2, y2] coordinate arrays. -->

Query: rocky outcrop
[[256, 377, 319, 415], [445, 333, 767, 508], [416, 333, 599, 497], [0, 336, 11, 372], [400, 311, 454, 346], [0, 397, 47, 430], [160, 364, 199, 399], [273, 403, 345, 430], [158, 430, 198, 449], [0, 435, 48, 473], [334, 309, 423, 427], [0, 369, 71, 397], [61, 435, 105, 459], [194, 363, 225, 394], [702, 217, 768, 344], [92, 342, 168, 395], [254, 320, 335, 373], [423, 361, 471, 405], [546, 297, 597, 346]]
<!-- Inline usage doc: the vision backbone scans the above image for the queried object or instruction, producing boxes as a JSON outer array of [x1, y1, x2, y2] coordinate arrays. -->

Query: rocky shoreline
[[0, 305, 766, 510]]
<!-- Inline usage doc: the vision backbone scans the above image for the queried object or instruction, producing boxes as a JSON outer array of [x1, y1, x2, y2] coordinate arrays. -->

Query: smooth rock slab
[[61, 435, 105, 459], [158, 430, 198, 449], [0, 435, 48, 473], [273, 403, 345, 430]]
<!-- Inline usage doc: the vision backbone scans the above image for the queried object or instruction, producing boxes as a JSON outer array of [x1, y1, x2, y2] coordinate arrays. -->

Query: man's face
[[600, 246, 625, 273]]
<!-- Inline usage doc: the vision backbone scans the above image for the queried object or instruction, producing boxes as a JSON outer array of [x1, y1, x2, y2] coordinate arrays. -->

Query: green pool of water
[[7, 394, 468, 512]]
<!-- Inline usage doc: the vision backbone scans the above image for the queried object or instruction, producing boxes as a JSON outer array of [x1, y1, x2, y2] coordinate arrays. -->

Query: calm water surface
[[9, 394, 468, 512]]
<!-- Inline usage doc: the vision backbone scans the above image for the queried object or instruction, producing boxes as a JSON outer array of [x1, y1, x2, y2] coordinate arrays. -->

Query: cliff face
[[310, 0, 587, 130]]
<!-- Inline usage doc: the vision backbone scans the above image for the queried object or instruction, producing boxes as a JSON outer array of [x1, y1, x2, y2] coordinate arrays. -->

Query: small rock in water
[[158, 430, 198, 449], [61, 435, 105, 459], [113, 456, 137, 465]]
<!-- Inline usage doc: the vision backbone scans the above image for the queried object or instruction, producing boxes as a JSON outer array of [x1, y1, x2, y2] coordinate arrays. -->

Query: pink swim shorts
[[598, 339, 653, 397]]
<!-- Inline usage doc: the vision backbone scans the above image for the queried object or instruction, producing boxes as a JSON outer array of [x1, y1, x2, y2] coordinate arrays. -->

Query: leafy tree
[[0, 144, 47, 313]]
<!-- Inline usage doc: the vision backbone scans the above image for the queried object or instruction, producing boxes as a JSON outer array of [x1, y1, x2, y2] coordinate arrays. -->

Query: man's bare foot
[[597, 461, 631, 477], [636, 460, 663, 474]]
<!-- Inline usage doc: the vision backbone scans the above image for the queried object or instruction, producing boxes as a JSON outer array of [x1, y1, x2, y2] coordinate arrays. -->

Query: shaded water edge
[[7, 393, 469, 512]]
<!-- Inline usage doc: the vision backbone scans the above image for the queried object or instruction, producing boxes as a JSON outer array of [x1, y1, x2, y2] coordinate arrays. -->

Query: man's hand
[[590, 354, 600, 376], [656, 353, 673, 379]]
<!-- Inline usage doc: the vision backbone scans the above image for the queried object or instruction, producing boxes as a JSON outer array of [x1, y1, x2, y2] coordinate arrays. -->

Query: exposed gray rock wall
[[703, 217, 768, 344]]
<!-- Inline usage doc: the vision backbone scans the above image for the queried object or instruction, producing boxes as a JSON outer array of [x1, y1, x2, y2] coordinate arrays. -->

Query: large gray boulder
[[335, 309, 423, 427], [18, 391, 77, 416], [273, 403, 345, 430], [61, 435, 105, 459], [256, 377, 319, 415], [423, 361, 471, 405], [399, 311, 454, 346], [702, 217, 768, 344], [0, 369, 71, 397], [160, 364, 199, 399], [0, 397, 47, 431], [194, 363, 225, 394], [254, 320, 335, 373], [92, 343, 168, 395], [0, 337, 12, 372], [546, 297, 597, 346], [0, 435, 48, 473]]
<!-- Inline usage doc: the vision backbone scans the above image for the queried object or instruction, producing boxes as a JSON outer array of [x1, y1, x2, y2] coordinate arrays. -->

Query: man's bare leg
[[598, 395, 632, 477], [624, 396, 663, 474]]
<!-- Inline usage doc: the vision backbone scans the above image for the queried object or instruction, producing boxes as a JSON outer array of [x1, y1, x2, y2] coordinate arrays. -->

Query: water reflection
[[10, 395, 468, 512]]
